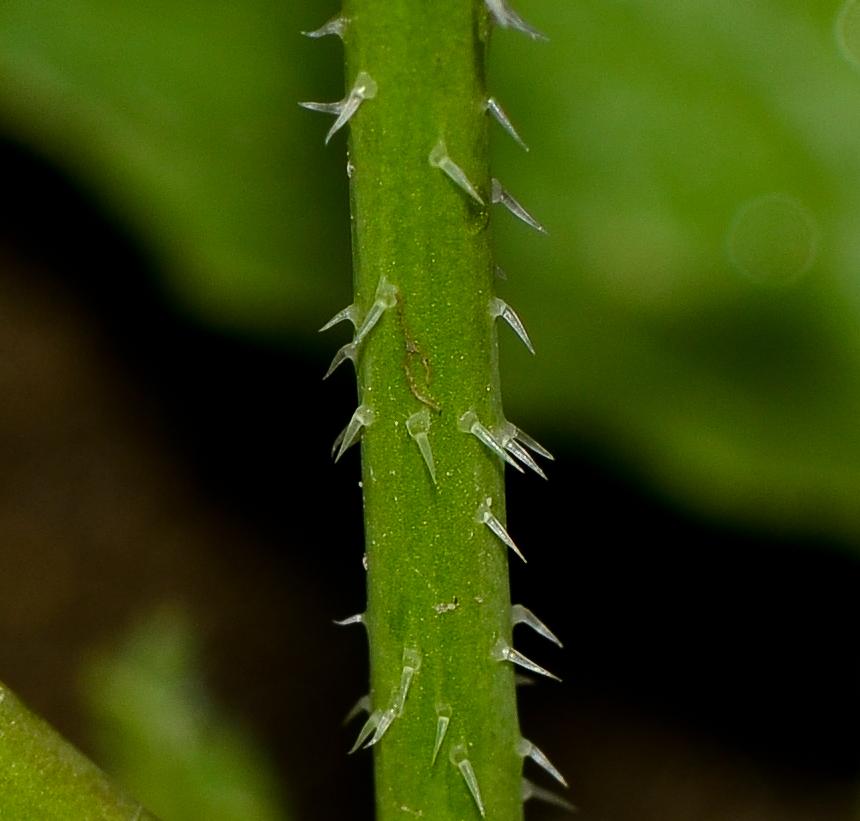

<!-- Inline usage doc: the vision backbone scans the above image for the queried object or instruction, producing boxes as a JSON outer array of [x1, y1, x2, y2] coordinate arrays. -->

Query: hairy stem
[[344, 2, 519, 821], [311, 2, 555, 820]]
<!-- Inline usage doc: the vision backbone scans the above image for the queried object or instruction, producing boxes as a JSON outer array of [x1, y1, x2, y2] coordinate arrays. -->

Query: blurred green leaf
[[5, 0, 860, 539], [82, 607, 291, 821], [0, 0, 350, 339], [492, 0, 860, 540]]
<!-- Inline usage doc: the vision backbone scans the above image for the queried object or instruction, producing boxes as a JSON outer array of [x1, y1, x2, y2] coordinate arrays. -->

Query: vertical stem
[[339, 2, 524, 821]]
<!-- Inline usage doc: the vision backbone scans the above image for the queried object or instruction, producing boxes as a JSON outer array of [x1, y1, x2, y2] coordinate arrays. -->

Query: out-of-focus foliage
[[3, 0, 860, 540], [0, 0, 350, 338], [82, 608, 292, 821]]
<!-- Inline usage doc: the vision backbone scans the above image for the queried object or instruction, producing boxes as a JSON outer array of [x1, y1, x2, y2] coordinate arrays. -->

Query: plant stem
[[0, 681, 159, 821], [334, 2, 526, 821]]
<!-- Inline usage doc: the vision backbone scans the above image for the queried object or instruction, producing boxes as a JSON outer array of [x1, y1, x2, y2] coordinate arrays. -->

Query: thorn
[[491, 297, 535, 354], [512, 604, 562, 647], [432, 704, 451, 764], [393, 648, 421, 715], [485, 0, 548, 40], [521, 778, 577, 813], [478, 498, 526, 562], [331, 422, 348, 458], [323, 277, 397, 379], [450, 745, 485, 817], [323, 341, 357, 380], [343, 694, 372, 725], [492, 638, 560, 681], [320, 303, 358, 332], [504, 437, 546, 479], [334, 404, 376, 462], [353, 274, 398, 346], [407, 409, 436, 485], [491, 179, 547, 233], [515, 674, 536, 686], [495, 420, 553, 476], [430, 139, 484, 205], [365, 707, 396, 748], [513, 426, 554, 461], [300, 70, 377, 144], [299, 100, 342, 115], [348, 709, 382, 753], [333, 613, 366, 627], [486, 97, 529, 151], [517, 738, 568, 787], [302, 13, 350, 39], [458, 411, 524, 472], [494, 265, 507, 280]]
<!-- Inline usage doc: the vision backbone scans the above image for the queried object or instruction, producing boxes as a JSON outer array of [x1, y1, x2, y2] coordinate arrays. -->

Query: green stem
[[308, 1, 557, 819], [0, 680, 159, 821], [333, 2, 527, 821]]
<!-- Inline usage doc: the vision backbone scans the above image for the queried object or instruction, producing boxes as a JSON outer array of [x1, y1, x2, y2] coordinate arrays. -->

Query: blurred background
[[1, 0, 860, 819]]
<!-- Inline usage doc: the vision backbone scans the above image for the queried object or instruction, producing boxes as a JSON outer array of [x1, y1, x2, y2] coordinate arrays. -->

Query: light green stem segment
[[0, 680, 159, 821], [341, 2, 523, 821]]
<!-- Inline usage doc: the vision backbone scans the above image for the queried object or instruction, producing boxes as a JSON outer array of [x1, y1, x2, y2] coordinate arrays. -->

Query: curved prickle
[[478, 497, 526, 562], [485, 0, 548, 40], [323, 341, 358, 380], [349, 649, 421, 753], [366, 707, 397, 748], [516, 738, 568, 787], [349, 709, 384, 753], [450, 744, 486, 817], [300, 70, 377, 144], [511, 604, 562, 647], [344, 694, 372, 724], [494, 420, 553, 478], [333, 612, 366, 627], [491, 638, 560, 681], [354, 275, 398, 346], [486, 97, 529, 151], [407, 409, 437, 485], [333, 404, 376, 462], [491, 297, 535, 354], [521, 778, 577, 813], [319, 303, 359, 333], [432, 704, 452, 764], [491, 179, 547, 233], [393, 648, 421, 716], [430, 139, 484, 204], [509, 424, 554, 461], [302, 13, 350, 39], [324, 276, 398, 379], [458, 411, 523, 472], [506, 437, 545, 478]]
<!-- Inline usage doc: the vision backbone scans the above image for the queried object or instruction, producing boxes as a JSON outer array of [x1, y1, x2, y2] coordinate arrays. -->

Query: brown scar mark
[[396, 293, 441, 412]]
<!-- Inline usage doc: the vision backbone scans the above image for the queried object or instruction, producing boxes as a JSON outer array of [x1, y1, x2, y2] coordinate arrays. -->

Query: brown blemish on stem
[[396, 293, 441, 412]]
